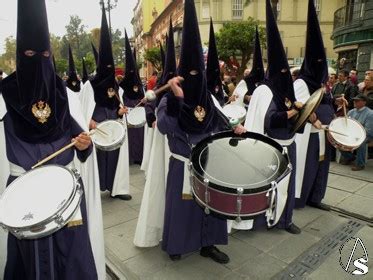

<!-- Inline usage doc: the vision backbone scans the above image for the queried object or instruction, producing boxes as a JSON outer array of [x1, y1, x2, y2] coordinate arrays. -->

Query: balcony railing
[[333, 2, 365, 30]]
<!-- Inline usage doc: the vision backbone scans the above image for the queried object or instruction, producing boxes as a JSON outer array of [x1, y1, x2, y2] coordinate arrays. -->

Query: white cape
[[134, 126, 169, 247], [0, 93, 9, 277], [67, 89, 106, 280], [140, 125, 154, 178], [293, 79, 311, 198], [231, 79, 248, 106], [79, 82, 130, 196]]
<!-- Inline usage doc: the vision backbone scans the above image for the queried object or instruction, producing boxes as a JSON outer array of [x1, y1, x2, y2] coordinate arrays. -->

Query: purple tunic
[[92, 105, 120, 193], [123, 96, 144, 164], [295, 95, 334, 208], [157, 95, 228, 256], [3, 114, 97, 280]]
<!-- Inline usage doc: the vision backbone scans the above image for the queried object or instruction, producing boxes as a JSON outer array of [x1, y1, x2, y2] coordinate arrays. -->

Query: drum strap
[[170, 153, 193, 200], [310, 126, 326, 161]]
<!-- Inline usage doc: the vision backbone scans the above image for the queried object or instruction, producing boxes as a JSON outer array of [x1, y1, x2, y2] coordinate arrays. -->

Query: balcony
[[333, 2, 365, 31]]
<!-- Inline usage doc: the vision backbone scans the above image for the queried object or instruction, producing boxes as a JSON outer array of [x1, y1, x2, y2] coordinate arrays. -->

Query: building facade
[[132, 0, 167, 77], [331, 0, 373, 79], [135, 0, 343, 78]]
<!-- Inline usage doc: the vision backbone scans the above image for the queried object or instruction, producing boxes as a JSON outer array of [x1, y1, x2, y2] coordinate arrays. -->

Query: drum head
[[127, 107, 146, 127], [93, 120, 125, 146], [222, 104, 246, 120], [329, 118, 366, 147], [191, 131, 289, 194], [0, 165, 75, 228]]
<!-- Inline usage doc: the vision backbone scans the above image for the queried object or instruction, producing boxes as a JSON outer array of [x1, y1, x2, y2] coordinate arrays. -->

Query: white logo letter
[[352, 258, 368, 275]]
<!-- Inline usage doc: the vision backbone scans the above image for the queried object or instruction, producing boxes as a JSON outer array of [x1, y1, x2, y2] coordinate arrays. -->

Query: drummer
[[1, 0, 97, 278], [157, 0, 246, 263], [243, 26, 265, 106], [243, 0, 302, 234], [66, 45, 81, 93], [294, 0, 334, 210], [119, 32, 146, 165], [83, 5, 132, 201]]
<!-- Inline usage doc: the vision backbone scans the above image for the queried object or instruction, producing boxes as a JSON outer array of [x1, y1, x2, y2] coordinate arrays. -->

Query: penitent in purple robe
[[157, 95, 228, 256], [296, 95, 334, 208], [92, 105, 120, 192], [3, 114, 97, 280], [123, 96, 144, 164]]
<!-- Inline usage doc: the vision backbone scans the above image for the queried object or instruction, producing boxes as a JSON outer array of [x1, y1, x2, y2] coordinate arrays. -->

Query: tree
[[215, 17, 265, 79], [143, 47, 162, 72], [0, 36, 16, 73], [65, 15, 88, 59]]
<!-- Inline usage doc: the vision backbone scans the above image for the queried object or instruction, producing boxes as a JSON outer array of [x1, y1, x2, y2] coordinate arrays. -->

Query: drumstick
[[144, 77, 184, 101], [114, 93, 125, 108], [341, 94, 347, 125], [31, 131, 95, 169], [321, 127, 348, 137], [95, 127, 109, 136]]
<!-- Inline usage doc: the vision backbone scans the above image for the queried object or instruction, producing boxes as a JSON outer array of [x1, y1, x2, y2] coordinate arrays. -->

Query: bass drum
[[190, 131, 291, 221]]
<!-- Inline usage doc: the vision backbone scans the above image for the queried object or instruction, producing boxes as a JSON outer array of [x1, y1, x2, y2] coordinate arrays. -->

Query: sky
[[0, 0, 138, 54]]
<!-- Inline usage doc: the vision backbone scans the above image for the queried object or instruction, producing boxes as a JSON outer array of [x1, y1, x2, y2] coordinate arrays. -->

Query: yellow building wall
[[142, 0, 166, 33], [194, 0, 345, 64]]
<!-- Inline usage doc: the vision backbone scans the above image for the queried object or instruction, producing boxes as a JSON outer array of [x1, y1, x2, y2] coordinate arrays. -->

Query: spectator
[[326, 73, 337, 93], [291, 69, 300, 82], [349, 69, 358, 85], [340, 94, 373, 171], [361, 75, 373, 109], [222, 75, 235, 97], [331, 69, 358, 109], [147, 70, 158, 90], [243, 68, 250, 78]]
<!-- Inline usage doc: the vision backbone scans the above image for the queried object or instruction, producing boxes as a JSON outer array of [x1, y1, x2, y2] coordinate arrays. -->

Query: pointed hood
[[133, 47, 137, 63], [66, 44, 81, 92], [299, 0, 328, 94], [52, 55, 57, 72], [120, 30, 144, 100], [160, 43, 165, 71], [82, 58, 89, 84], [91, 42, 99, 65], [206, 18, 224, 106], [244, 26, 265, 96], [1, 0, 70, 143], [177, 0, 217, 133], [90, 4, 119, 109], [265, 0, 295, 111]]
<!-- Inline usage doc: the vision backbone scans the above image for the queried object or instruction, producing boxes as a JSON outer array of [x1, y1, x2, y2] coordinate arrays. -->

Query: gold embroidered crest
[[194, 106, 206, 122], [72, 81, 77, 86], [107, 88, 115, 98], [284, 98, 292, 109], [32, 101, 51, 123], [133, 85, 139, 92]]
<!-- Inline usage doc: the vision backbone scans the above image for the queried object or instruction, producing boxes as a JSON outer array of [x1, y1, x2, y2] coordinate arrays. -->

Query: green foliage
[[215, 17, 265, 79], [0, 15, 125, 75], [143, 47, 162, 71]]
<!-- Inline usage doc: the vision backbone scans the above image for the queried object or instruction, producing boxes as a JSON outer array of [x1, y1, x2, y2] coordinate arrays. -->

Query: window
[[232, 0, 243, 19], [314, 0, 321, 18], [202, 0, 210, 19]]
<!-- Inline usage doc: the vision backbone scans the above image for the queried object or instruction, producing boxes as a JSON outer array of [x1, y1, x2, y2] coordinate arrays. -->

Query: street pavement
[[103, 159, 373, 280]]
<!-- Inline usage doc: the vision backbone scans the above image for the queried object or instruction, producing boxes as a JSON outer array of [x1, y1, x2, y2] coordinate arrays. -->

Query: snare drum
[[0, 165, 82, 239], [92, 120, 126, 151], [190, 131, 291, 221], [222, 104, 247, 124], [327, 117, 366, 151], [127, 107, 146, 128]]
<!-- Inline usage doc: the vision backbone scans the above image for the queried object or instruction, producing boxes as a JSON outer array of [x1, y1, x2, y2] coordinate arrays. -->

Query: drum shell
[[189, 131, 291, 220], [0, 166, 83, 239]]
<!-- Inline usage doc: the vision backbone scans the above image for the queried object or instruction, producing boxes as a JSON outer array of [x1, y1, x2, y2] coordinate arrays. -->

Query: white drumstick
[[32, 130, 95, 169]]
